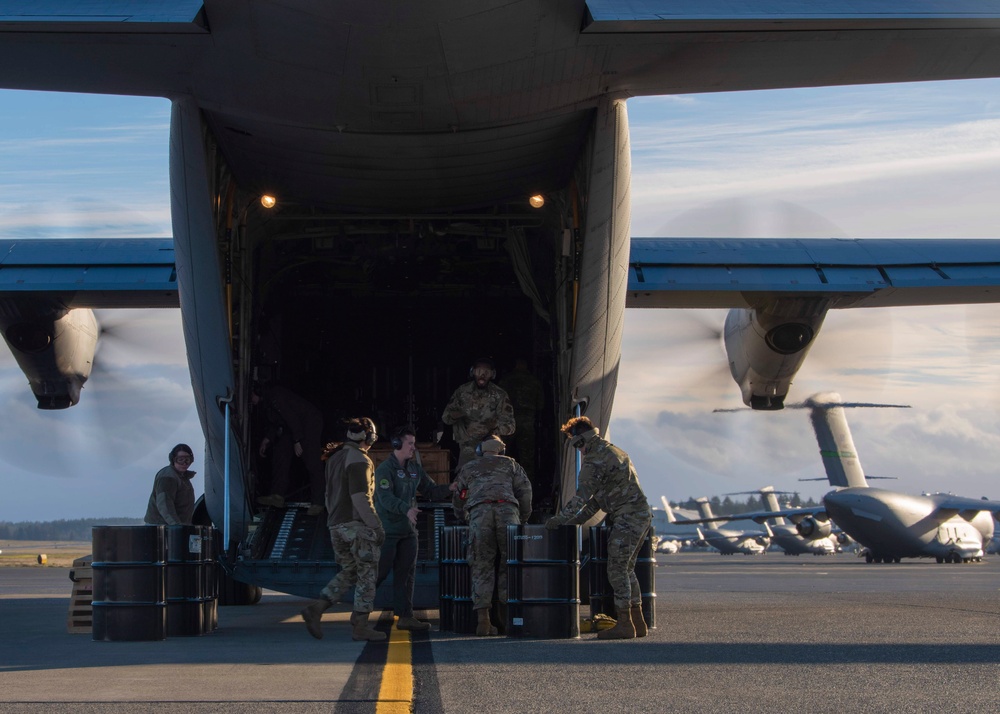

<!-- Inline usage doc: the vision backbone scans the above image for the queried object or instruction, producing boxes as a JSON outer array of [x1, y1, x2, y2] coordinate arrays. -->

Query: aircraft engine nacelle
[[0, 302, 98, 409], [723, 301, 829, 410], [797, 516, 833, 541], [754, 534, 770, 547], [836, 532, 854, 546]]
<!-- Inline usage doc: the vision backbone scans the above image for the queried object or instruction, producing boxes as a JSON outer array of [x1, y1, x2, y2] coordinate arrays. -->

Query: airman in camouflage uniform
[[442, 358, 515, 471], [301, 418, 386, 642], [450, 436, 532, 636], [546, 416, 652, 640]]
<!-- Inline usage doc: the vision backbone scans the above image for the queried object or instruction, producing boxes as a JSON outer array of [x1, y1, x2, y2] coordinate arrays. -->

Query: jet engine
[[796, 516, 833, 541], [723, 300, 829, 410], [0, 300, 98, 409]]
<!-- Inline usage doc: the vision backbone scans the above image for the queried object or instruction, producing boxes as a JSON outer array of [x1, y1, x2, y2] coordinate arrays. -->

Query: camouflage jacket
[[325, 441, 378, 529], [552, 434, 650, 525], [452, 454, 532, 523], [441, 381, 515, 447]]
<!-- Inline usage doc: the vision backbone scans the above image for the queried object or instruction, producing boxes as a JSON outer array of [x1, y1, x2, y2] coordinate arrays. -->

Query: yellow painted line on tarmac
[[376, 618, 413, 714]]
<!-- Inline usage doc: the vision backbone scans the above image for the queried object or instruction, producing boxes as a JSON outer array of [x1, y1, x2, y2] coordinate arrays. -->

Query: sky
[[3, 78, 1000, 520]]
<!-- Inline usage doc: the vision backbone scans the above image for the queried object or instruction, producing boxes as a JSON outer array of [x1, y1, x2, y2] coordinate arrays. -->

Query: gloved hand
[[374, 526, 386, 547], [545, 517, 562, 531]]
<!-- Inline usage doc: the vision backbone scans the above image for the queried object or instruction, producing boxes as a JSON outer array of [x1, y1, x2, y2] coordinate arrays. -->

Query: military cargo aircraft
[[6, 3, 1000, 593], [683, 393, 1000, 563], [689, 497, 770, 555], [740, 487, 839, 556]]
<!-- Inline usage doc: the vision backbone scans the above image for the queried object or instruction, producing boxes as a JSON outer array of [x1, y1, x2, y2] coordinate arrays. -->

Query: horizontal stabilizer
[[0, 1, 207, 33], [584, 0, 1000, 33]]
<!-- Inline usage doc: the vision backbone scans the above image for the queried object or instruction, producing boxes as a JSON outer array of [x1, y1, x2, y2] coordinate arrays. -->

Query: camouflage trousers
[[321, 521, 382, 613], [467, 502, 520, 610], [606, 511, 652, 610]]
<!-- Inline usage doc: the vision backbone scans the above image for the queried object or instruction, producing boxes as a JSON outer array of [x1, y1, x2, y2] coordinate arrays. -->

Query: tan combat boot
[[350, 611, 387, 642], [630, 604, 648, 638], [396, 616, 431, 632], [475, 607, 498, 636], [597, 606, 636, 640], [301, 597, 332, 639]]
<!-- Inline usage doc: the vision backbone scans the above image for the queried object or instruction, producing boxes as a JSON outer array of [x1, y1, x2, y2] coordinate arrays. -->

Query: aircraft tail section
[[661, 496, 676, 523], [694, 497, 723, 527], [759, 487, 787, 525], [806, 392, 868, 489]]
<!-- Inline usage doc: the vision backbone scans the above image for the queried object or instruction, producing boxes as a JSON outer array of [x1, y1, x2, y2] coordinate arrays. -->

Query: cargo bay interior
[[236, 206, 564, 518]]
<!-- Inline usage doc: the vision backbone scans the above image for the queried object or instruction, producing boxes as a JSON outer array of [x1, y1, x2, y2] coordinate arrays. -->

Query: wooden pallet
[[67, 555, 93, 634]]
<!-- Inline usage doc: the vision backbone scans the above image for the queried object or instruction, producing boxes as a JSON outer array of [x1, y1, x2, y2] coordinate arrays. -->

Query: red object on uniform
[[460, 489, 468, 500]]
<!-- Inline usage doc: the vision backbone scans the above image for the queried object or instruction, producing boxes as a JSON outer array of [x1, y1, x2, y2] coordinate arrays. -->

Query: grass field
[[0, 541, 91, 567]]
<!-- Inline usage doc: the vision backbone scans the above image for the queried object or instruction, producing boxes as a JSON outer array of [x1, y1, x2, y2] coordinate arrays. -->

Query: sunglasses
[[174, 455, 194, 464]]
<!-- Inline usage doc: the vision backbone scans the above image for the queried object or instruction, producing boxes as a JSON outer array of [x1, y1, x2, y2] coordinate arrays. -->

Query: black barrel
[[92, 525, 166, 642], [201, 527, 219, 633], [587, 525, 656, 629], [165, 525, 207, 636], [438, 525, 475, 634], [506, 524, 580, 639]]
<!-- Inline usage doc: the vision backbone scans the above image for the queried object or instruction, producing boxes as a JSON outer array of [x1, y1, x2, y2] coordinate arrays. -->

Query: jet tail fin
[[758, 487, 787, 524], [806, 392, 869, 489], [661, 496, 676, 523], [694, 497, 723, 527]]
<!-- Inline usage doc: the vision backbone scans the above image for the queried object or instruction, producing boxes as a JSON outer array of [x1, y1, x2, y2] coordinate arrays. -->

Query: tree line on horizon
[[0, 518, 145, 541], [1, 494, 821, 540]]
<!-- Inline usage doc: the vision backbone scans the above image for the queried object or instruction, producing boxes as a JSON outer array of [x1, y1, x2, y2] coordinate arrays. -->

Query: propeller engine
[[0, 299, 97, 409], [723, 299, 830, 410]]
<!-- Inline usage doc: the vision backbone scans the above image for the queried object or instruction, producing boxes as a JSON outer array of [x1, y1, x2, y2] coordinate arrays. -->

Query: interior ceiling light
[[260, 194, 277, 209], [529, 194, 545, 208]]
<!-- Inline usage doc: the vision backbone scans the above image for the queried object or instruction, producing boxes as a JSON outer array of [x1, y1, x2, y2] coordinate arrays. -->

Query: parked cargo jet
[[745, 487, 839, 556], [7, 3, 1000, 593], [683, 393, 1000, 563], [689, 497, 770, 555]]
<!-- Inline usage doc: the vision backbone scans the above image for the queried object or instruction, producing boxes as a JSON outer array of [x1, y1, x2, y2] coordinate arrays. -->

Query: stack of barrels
[[437, 523, 582, 638], [91, 525, 220, 641], [586, 525, 656, 629], [438, 525, 476, 634]]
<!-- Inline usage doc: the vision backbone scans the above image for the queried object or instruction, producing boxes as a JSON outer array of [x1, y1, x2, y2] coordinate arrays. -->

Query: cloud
[[627, 80, 1000, 238], [617, 76, 1000, 505]]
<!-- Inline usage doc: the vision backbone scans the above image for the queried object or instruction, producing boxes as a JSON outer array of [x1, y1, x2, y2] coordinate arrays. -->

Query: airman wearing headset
[[301, 417, 386, 642], [442, 357, 516, 471], [373, 426, 452, 631], [449, 435, 532, 636], [144, 444, 197, 526], [547, 415, 652, 641]]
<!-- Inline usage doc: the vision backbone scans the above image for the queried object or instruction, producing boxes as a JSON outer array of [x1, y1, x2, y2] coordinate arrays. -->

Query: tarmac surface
[[3, 552, 1000, 713]]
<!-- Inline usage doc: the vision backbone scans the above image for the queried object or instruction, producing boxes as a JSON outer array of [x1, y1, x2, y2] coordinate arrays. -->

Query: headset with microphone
[[475, 435, 506, 456], [390, 426, 415, 451], [347, 417, 378, 446]]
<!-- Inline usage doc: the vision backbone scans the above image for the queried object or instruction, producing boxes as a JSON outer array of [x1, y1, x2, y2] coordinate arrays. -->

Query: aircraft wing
[[0, 238, 178, 308], [931, 495, 1000, 519], [628, 238, 1000, 310], [675, 506, 827, 526]]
